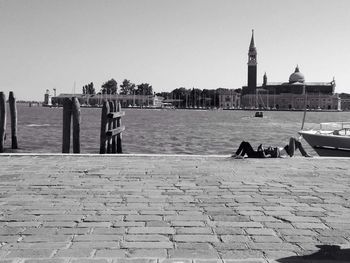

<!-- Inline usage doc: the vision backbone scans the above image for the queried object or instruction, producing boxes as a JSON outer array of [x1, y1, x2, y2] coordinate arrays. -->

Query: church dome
[[289, 66, 305, 83]]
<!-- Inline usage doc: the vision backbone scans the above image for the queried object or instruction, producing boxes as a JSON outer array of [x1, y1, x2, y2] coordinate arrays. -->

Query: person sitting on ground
[[231, 137, 311, 158]]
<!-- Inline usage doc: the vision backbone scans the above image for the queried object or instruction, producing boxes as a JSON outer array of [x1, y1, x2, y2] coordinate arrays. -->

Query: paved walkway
[[0, 155, 349, 263]]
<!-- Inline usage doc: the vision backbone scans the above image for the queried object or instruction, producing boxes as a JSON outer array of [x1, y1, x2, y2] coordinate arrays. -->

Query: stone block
[[292, 222, 328, 229], [6, 249, 55, 258], [54, 248, 94, 257], [73, 235, 122, 242], [70, 260, 110, 263], [282, 235, 315, 243], [212, 242, 247, 250], [124, 235, 170, 242], [92, 227, 126, 235], [113, 259, 157, 263], [94, 249, 126, 257], [128, 249, 167, 258], [171, 221, 205, 227], [120, 241, 173, 249], [146, 221, 171, 227], [214, 227, 244, 235], [69, 241, 119, 249], [113, 222, 145, 227], [220, 250, 264, 259], [128, 227, 175, 234], [250, 235, 282, 243], [245, 228, 276, 236], [24, 259, 69, 263], [168, 249, 219, 259], [176, 227, 213, 234], [125, 215, 162, 221], [173, 235, 219, 243], [176, 243, 214, 250], [161, 260, 192, 263], [194, 260, 223, 263]]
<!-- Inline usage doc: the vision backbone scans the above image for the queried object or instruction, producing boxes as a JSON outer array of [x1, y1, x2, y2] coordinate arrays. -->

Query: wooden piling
[[99, 100, 109, 154], [72, 97, 80, 153], [0, 92, 6, 153], [111, 100, 117, 153], [116, 102, 122, 153], [62, 98, 72, 153], [106, 101, 114, 153], [9, 92, 18, 149]]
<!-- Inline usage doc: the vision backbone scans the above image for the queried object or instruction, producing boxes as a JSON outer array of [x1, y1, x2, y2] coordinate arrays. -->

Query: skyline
[[1, 0, 350, 100]]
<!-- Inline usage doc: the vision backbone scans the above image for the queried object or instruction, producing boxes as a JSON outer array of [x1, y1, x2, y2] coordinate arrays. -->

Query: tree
[[189, 88, 202, 108], [136, 83, 153, 95], [171, 87, 189, 108], [82, 82, 95, 95], [156, 91, 171, 99], [101, 79, 118, 94], [119, 79, 136, 95]]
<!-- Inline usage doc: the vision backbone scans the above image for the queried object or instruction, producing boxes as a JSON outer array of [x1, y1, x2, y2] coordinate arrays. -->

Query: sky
[[1, 0, 350, 101]]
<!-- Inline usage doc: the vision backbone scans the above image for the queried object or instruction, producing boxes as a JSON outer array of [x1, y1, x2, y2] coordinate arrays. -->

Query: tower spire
[[247, 29, 257, 91], [263, 72, 267, 86], [249, 29, 256, 51]]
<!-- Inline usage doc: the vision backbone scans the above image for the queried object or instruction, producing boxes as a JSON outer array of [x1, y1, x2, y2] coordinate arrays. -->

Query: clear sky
[[1, 0, 350, 101]]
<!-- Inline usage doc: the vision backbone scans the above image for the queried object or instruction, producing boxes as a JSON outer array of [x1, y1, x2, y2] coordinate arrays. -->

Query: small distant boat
[[299, 122, 350, 156], [254, 111, 263, 118]]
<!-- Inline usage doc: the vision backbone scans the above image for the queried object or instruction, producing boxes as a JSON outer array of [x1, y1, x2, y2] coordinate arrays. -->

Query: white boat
[[299, 122, 350, 157]]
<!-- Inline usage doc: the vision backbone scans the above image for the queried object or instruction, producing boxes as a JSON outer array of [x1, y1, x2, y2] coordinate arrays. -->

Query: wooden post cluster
[[0, 91, 18, 153], [100, 100, 125, 154], [62, 97, 81, 153]]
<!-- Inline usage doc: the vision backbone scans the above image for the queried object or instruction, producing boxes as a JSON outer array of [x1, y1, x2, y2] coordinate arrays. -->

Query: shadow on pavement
[[276, 245, 350, 262]]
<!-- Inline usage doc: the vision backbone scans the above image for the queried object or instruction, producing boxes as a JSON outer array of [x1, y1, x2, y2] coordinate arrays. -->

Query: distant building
[[339, 93, 350, 111], [217, 89, 241, 109], [241, 30, 340, 110], [43, 89, 52, 106], [51, 93, 164, 108]]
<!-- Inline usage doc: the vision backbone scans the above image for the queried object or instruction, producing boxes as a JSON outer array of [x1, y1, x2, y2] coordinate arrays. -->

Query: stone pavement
[[0, 154, 349, 263]]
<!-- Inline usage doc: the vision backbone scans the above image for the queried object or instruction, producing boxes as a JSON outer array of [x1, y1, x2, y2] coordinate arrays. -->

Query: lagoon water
[[4, 104, 350, 155]]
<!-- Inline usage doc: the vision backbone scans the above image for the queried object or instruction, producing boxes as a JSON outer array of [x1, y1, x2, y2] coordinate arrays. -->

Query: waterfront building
[[339, 93, 350, 111], [43, 89, 52, 106], [51, 93, 164, 108], [217, 89, 241, 109], [241, 31, 340, 110]]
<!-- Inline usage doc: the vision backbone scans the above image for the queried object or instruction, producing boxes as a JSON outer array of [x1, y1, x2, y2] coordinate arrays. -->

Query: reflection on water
[[26, 124, 51, 127], [3, 104, 350, 155]]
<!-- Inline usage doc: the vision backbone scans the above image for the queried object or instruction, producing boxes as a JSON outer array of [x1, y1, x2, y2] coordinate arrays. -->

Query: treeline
[[82, 79, 153, 96], [81, 78, 241, 108]]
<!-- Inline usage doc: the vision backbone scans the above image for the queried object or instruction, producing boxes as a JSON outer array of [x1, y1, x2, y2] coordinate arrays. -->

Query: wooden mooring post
[[100, 100, 125, 154], [9, 92, 18, 149], [72, 97, 80, 153], [62, 97, 81, 153], [0, 92, 6, 153]]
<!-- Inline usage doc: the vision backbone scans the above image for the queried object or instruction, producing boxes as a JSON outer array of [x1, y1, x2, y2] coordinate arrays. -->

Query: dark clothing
[[284, 138, 309, 157], [235, 141, 266, 158], [234, 137, 310, 158]]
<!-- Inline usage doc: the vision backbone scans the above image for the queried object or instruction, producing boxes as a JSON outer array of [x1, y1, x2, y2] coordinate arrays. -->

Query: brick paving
[[0, 155, 349, 262]]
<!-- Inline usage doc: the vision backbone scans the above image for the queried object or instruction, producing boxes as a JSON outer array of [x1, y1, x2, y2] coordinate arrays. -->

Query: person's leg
[[288, 137, 295, 157], [240, 141, 257, 157], [234, 141, 246, 156], [294, 139, 311, 157]]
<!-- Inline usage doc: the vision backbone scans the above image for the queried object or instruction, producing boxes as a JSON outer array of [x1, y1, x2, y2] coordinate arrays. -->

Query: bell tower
[[248, 30, 257, 90]]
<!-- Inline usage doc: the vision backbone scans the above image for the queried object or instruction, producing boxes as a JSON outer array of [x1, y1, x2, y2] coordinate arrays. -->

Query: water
[[3, 104, 350, 155]]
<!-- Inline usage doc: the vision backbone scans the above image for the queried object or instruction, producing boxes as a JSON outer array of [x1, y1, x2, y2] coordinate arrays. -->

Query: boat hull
[[298, 130, 350, 157]]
